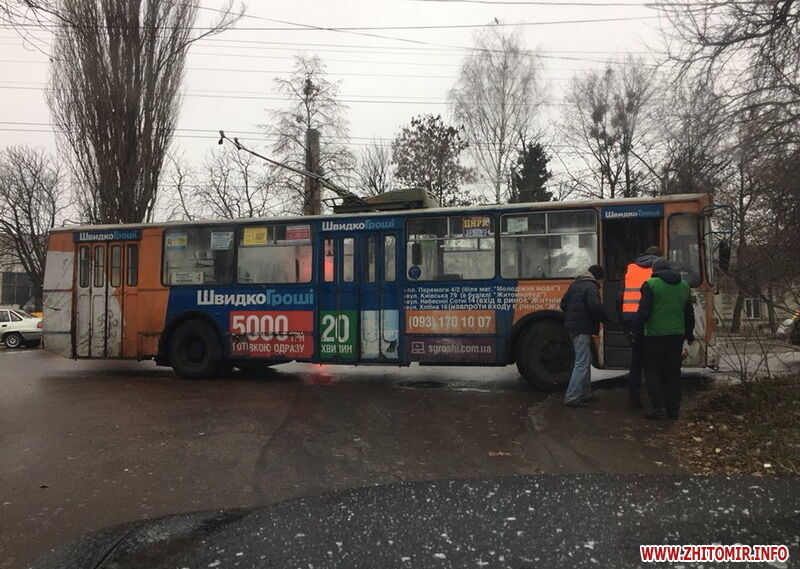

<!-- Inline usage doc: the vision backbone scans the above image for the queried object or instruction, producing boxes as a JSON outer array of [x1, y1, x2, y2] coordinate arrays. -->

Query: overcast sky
[[0, 0, 666, 194]]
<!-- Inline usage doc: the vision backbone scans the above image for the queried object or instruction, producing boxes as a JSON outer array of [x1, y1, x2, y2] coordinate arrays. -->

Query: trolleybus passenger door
[[74, 244, 91, 357], [600, 211, 661, 368], [74, 241, 127, 357], [318, 235, 359, 362], [358, 232, 401, 362], [105, 242, 125, 357]]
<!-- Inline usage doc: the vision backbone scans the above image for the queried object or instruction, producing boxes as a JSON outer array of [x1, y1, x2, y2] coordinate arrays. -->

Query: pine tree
[[509, 142, 552, 203]]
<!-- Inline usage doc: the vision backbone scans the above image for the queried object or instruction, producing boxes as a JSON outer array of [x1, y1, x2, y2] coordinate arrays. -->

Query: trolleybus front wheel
[[169, 319, 225, 379], [516, 321, 574, 391]]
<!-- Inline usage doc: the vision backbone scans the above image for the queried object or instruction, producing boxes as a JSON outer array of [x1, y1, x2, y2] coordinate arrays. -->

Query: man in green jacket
[[632, 258, 695, 420]]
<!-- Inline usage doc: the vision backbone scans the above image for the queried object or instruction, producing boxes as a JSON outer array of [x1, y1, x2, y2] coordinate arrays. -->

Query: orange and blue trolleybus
[[42, 192, 725, 390]]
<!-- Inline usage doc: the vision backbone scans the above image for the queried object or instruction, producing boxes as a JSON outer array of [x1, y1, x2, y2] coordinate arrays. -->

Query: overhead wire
[[0, 14, 660, 32], [0, 41, 655, 68], [0, 121, 637, 153], [0, 59, 586, 80], [179, 3, 662, 63], [0, 33, 654, 57], [0, 83, 591, 104], [0, 2, 662, 69], [0, 6, 663, 159], [0, 7, 662, 68]]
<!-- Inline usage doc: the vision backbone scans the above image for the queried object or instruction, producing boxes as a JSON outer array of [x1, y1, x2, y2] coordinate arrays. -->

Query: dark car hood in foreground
[[32, 474, 799, 568]]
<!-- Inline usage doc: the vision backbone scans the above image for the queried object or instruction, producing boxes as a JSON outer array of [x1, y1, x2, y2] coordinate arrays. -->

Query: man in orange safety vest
[[620, 245, 662, 408]]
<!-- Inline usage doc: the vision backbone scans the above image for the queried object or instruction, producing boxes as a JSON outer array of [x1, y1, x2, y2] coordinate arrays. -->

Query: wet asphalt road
[[32, 475, 800, 569], [2, 347, 686, 568]]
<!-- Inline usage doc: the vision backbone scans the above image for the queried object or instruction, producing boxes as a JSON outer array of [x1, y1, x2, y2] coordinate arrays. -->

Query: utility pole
[[303, 128, 321, 215]]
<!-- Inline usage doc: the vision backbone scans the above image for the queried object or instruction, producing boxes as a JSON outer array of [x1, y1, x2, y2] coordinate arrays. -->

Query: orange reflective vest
[[622, 263, 653, 314]]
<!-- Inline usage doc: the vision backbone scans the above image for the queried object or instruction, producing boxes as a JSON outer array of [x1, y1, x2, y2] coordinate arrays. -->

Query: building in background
[[714, 275, 799, 337], [0, 236, 37, 311]]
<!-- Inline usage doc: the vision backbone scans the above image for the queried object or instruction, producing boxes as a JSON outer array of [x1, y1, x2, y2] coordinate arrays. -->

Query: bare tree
[[449, 25, 542, 203], [0, 146, 67, 303], [722, 123, 800, 333], [194, 146, 281, 219], [657, 77, 729, 195], [267, 54, 354, 213], [30, 0, 242, 224], [560, 58, 656, 199], [356, 141, 394, 197], [719, 141, 763, 333], [161, 153, 197, 221], [659, 0, 800, 145], [757, 145, 800, 322]]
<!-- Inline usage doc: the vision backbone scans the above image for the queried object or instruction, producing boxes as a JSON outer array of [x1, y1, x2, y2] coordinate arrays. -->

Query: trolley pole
[[303, 128, 321, 216]]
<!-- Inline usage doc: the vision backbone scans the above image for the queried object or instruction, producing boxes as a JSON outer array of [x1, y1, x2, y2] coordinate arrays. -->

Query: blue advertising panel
[[601, 204, 663, 220]]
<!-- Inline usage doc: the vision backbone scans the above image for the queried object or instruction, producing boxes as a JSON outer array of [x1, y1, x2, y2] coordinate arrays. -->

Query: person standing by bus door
[[632, 258, 695, 420], [561, 265, 609, 408], [619, 245, 662, 409]]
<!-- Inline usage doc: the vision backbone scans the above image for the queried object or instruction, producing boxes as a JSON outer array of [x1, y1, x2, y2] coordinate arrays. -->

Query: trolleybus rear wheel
[[516, 321, 574, 391], [169, 320, 224, 379]]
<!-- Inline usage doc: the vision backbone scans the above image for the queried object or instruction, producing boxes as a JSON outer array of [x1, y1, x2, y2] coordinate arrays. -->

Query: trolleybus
[[42, 192, 723, 390]]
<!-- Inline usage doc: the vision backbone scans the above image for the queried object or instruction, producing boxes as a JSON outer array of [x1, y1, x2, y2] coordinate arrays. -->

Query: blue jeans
[[564, 333, 592, 404]]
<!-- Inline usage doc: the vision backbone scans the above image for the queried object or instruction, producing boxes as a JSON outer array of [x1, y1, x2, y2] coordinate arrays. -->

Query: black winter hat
[[652, 257, 671, 272], [588, 264, 605, 280]]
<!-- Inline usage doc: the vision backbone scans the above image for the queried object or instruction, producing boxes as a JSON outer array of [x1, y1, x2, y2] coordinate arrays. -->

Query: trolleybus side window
[[78, 246, 90, 288], [110, 245, 121, 287], [93, 245, 105, 287], [500, 209, 597, 279], [704, 215, 715, 286], [384, 235, 396, 282], [343, 237, 355, 283], [126, 244, 138, 286], [406, 215, 495, 281], [668, 213, 701, 286], [324, 238, 335, 282], [237, 224, 312, 284], [365, 236, 376, 283], [163, 226, 235, 286]]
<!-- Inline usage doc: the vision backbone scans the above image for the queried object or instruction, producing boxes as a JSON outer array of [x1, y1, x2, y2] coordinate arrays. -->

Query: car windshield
[[12, 310, 35, 319]]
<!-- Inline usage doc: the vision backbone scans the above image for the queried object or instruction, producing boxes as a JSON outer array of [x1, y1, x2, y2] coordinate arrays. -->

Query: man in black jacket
[[560, 264, 609, 407], [632, 258, 695, 419]]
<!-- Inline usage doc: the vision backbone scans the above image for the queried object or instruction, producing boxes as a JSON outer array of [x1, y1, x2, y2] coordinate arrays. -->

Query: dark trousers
[[643, 335, 684, 417], [622, 320, 644, 401]]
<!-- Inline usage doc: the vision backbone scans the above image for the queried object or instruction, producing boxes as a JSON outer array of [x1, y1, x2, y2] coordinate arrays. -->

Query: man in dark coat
[[633, 258, 695, 420], [560, 264, 609, 407]]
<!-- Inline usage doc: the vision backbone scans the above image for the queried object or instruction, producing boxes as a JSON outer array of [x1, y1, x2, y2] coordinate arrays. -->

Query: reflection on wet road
[[0, 349, 681, 569]]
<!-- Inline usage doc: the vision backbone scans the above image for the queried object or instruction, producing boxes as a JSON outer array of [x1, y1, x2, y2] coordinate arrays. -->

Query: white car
[[0, 308, 43, 348]]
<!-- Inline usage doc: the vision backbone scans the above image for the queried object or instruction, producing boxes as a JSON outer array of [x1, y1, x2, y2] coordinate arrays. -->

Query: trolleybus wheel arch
[[168, 319, 226, 379], [516, 320, 574, 391]]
